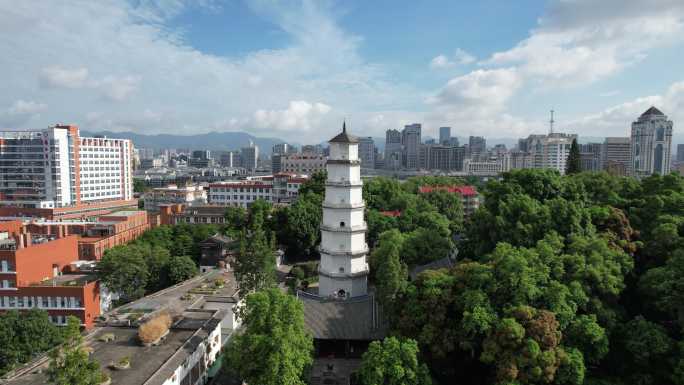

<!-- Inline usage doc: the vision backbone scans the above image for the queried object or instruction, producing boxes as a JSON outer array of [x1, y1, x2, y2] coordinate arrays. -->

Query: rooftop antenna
[[342, 118, 347, 133], [549, 109, 555, 134]]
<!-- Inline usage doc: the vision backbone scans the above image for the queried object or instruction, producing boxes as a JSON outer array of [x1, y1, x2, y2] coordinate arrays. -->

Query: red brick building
[[0, 221, 101, 328], [22, 210, 150, 260]]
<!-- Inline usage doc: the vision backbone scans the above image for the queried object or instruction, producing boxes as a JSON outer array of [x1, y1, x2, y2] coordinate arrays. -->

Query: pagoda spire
[[342, 119, 347, 133]]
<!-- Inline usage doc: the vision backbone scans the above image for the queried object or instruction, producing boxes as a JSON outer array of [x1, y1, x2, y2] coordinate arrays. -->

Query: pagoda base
[[318, 274, 368, 300]]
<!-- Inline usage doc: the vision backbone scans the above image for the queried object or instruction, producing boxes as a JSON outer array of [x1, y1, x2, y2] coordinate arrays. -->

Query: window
[[339, 221, 345, 227]]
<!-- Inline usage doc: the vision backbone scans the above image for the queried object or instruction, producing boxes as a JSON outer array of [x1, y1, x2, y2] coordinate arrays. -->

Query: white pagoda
[[318, 122, 369, 299]]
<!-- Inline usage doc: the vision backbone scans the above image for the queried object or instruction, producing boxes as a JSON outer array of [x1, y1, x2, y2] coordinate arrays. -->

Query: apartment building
[[0, 125, 135, 218], [281, 153, 326, 174]]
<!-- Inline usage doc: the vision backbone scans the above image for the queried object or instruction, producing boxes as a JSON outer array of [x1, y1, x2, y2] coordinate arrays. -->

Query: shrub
[[138, 313, 172, 344], [290, 266, 305, 281]]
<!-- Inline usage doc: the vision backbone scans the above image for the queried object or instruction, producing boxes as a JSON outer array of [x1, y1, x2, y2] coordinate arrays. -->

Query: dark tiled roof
[[409, 256, 454, 280], [300, 294, 386, 340], [329, 122, 359, 144], [641, 106, 665, 117], [204, 233, 234, 245]]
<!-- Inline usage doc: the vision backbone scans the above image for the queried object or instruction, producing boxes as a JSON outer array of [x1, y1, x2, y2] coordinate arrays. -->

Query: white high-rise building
[[0, 125, 133, 210], [318, 123, 369, 299], [631, 107, 673, 177]]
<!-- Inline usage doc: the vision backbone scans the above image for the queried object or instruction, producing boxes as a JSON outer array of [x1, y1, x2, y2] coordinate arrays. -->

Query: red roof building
[[418, 185, 480, 215]]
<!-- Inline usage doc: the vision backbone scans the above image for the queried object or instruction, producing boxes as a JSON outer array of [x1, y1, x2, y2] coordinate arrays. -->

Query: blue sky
[[1, 0, 683, 143]]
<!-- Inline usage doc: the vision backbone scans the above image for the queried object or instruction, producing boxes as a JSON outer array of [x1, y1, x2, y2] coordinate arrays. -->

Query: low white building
[[144, 184, 207, 212], [208, 173, 308, 207]]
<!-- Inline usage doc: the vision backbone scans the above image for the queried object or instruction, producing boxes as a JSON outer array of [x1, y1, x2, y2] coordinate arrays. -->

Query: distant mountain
[[81, 130, 288, 152]]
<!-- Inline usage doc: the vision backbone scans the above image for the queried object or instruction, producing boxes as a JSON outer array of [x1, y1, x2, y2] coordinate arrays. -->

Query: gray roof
[[300, 293, 386, 340], [201, 233, 234, 245], [329, 122, 359, 144], [641, 106, 665, 117], [409, 256, 454, 280]]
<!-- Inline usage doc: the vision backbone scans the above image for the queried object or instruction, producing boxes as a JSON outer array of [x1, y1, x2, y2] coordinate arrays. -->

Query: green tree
[[133, 178, 147, 193], [47, 317, 104, 385], [97, 245, 149, 300], [566, 138, 582, 174], [639, 248, 684, 329], [226, 288, 313, 385], [276, 192, 322, 258], [233, 213, 277, 293], [143, 245, 171, 292], [358, 337, 432, 385], [299, 171, 327, 196], [166, 255, 199, 284], [371, 230, 408, 312], [0, 310, 63, 375]]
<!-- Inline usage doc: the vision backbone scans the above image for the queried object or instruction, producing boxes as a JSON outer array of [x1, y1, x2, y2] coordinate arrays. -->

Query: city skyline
[[1, 0, 684, 143]]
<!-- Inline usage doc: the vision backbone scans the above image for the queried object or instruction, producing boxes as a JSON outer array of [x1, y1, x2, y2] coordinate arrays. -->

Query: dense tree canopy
[[358, 337, 432, 385], [47, 317, 104, 385], [0, 310, 64, 375], [372, 170, 684, 385], [226, 288, 313, 385], [97, 223, 219, 301]]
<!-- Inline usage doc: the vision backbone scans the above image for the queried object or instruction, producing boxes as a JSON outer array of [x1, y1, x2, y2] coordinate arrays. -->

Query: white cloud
[[430, 55, 451, 70], [422, 0, 684, 138], [429, 48, 476, 69], [569, 81, 684, 136], [428, 68, 522, 112], [0, 100, 48, 126], [7, 100, 47, 115], [252, 101, 332, 132], [40, 67, 90, 89], [95, 75, 141, 101], [0, 0, 418, 140], [485, 0, 684, 87]]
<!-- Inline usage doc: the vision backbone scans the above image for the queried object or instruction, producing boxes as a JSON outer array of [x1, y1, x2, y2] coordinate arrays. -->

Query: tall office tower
[[241, 143, 259, 171], [220, 152, 235, 168], [402, 123, 422, 169], [192, 150, 211, 160], [0, 125, 133, 210], [419, 144, 466, 171], [468, 136, 487, 155], [271, 154, 283, 173], [518, 133, 575, 173], [384, 129, 402, 170], [358, 137, 376, 169], [448, 137, 460, 146], [542, 133, 576, 174], [677, 144, 684, 162], [631, 107, 673, 177], [272, 143, 289, 156], [603, 137, 631, 176], [318, 123, 368, 299], [579, 143, 603, 171], [439, 126, 451, 145]]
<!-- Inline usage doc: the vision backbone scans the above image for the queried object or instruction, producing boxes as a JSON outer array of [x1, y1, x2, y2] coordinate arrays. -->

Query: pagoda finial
[[342, 119, 347, 133]]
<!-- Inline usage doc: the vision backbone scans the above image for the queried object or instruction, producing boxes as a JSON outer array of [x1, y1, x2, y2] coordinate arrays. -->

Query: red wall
[[13, 236, 79, 286]]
